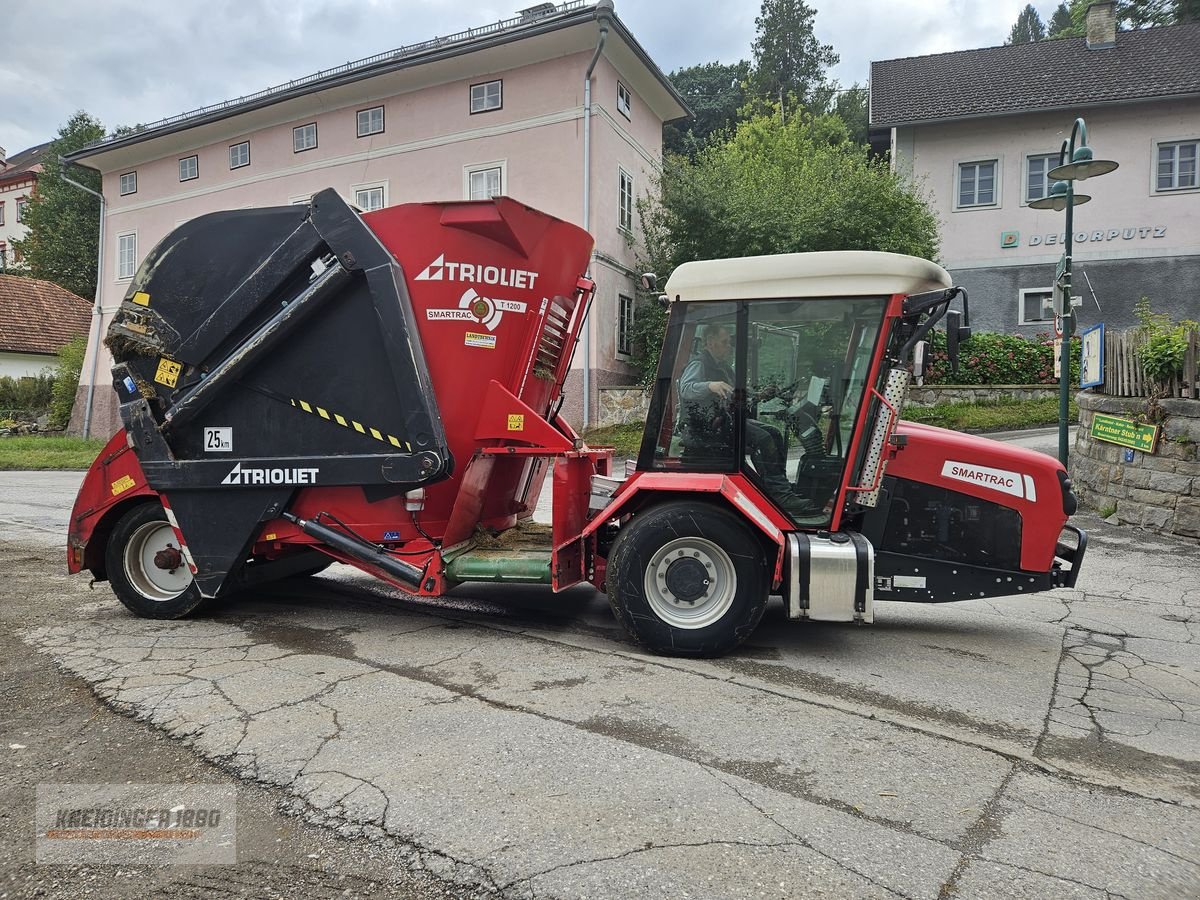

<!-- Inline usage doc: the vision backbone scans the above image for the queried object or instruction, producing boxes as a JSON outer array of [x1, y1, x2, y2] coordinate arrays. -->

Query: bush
[[50, 335, 88, 428], [1134, 296, 1198, 394], [923, 330, 1080, 386], [0, 371, 55, 414]]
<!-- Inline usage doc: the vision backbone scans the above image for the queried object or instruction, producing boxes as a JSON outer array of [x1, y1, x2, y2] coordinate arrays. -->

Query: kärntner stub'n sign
[[1090, 413, 1160, 453]]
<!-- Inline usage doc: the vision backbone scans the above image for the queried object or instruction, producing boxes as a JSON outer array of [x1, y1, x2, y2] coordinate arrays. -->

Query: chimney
[[1086, 1, 1117, 50]]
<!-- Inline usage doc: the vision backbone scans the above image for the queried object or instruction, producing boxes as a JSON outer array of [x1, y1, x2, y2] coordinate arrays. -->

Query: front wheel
[[105, 502, 205, 619], [606, 501, 770, 657]]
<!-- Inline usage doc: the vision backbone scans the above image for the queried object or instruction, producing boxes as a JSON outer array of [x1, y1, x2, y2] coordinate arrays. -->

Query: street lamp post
[[1028, 117, 1118, 468]]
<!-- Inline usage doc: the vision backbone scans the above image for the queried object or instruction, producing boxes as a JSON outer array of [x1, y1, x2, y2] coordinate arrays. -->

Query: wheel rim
[[643, 536, 737, 630], [123, 521, 193, 601]]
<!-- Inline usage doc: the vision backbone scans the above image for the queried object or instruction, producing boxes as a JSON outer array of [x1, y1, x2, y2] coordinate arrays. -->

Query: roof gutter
[[58, 157, 107, 439], [580, 0, 613, 431]]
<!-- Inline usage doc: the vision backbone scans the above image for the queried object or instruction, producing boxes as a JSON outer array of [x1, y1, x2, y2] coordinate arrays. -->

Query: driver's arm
[[679, 358, 718, 401]]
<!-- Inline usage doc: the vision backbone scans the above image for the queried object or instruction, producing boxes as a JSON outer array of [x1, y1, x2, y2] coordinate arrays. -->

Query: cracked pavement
[[3, 471, 1199, 898]]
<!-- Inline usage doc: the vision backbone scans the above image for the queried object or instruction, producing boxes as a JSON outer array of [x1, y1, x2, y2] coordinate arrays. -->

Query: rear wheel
[[105, 502, 205, 619], [606, 501, 770, 657]]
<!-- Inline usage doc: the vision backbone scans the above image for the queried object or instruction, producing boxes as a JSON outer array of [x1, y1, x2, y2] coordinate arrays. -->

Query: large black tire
[[105, 502, 205, 619], [606, 501, 770, 657]]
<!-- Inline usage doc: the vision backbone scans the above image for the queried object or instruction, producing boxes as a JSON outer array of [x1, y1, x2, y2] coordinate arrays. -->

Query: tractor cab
[[639, 252, 952, 530]]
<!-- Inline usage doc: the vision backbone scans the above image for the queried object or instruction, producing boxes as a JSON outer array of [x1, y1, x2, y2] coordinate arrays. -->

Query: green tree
[[1048, 2, 1075, 35], [832, 83, 869, 145], [632, 109, 940, 383], [12, 112, 105, 300], [663, 60, 752, 157], [1122, 0, 1200, 24], [1007, 4, 1047, 43], [749, 0, 839, 112]]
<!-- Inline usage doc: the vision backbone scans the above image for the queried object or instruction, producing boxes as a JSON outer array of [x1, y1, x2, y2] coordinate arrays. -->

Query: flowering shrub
[[922, 330, 1080, 386]]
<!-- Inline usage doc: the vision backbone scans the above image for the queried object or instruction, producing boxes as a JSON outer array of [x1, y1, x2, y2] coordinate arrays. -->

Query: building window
[[465, 162, 504, 200], [617, 294, 634, 356], [354, 186, 385, 211], [16, 198, 28, 222], [293, 123, 318, 153], [119, 172, 137, 195], [470, 80, 502, 114], [617, 82, 632, 119], [618, 167, 634, 233], [117, 233, 137, 280], [957, 160, 997, 208], [0, 243, 6, 269], [0, 202, 5, 226], [1025, 154, 1058, 202], [1019, 288, 1054, 325], [229, 141, 250, 169], [1156, 140, 1198, 192], [178, 155, 199, 182], [357, 106, 384, 137]]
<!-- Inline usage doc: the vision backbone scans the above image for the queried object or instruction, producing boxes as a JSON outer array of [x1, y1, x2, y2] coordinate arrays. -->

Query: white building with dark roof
[[870, 2, 1199, 334], [66, 1, 687, 436]]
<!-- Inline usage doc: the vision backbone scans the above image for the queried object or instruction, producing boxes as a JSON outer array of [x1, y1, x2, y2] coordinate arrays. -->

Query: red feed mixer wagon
[[68, 189, 1085, 656]]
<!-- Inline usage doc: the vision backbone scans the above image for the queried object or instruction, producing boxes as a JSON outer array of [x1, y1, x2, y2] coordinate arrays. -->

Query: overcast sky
[[2, 0, 1064, 154]]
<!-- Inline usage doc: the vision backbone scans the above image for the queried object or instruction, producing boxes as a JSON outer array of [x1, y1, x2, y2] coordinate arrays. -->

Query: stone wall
[[597, 387, 649, 427], [906, 384, 1059, 407], [1072, 392, 1200, 539]]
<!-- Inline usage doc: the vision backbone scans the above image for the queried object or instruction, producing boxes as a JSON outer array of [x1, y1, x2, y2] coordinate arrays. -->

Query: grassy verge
[[903, 396, 1079, 432], [0, 436, 108, 470], [582, 423, 644, 455]]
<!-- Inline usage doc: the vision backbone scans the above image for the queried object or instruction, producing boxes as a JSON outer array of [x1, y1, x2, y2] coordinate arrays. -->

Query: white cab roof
[[663, 251, 952, 302]]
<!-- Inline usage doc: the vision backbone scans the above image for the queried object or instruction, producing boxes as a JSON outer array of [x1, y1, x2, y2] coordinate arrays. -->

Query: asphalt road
[[2, 428, 1197, 899]]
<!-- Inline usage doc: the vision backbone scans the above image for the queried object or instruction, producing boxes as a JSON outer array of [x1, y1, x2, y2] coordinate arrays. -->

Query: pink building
[[67, 1, 686, 437]]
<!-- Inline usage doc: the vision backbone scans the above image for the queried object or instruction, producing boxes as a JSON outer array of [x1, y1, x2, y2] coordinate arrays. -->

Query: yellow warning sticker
[[507, 414, 525, 432], [263, 533, 277, 542], [131, 291, 151, 307], [110, 475, 136, 496], [465, 331, 497, 349], [154, 358, 182, 388]]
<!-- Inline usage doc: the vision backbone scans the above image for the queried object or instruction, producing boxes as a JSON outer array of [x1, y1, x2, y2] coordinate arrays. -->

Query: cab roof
[[663, 251, 952, 302]]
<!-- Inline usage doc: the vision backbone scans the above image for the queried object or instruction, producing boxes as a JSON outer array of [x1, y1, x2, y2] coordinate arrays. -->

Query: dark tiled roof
[[870, 23, 1200, 127], [0, 274, 92, 356], [0, 142, 49, 186]]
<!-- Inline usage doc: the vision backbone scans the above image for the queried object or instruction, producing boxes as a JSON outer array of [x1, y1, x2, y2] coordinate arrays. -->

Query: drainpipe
[[581, 0, 613, 429], [59, 157, 106, 438]]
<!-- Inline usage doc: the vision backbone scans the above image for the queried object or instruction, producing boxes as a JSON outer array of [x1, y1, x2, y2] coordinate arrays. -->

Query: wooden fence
[[1099, 328, 1200, 399]]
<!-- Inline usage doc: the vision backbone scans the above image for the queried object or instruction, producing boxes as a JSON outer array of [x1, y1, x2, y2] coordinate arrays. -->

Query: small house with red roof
[[0, 274, 92, 377]]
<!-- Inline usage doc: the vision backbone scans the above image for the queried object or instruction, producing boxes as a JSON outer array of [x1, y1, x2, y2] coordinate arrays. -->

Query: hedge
[[923, 330, 1081, 386]]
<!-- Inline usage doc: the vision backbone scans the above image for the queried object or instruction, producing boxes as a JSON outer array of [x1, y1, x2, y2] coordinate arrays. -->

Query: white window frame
[[1018, 287, 1055, 326], [116, 232, 137, 281], [0, 202, 5, 226], [470, 80, 502, 114], [293, 122, 318, 153], [229, 141, 250, 170], [617, 81, 632, 120], [178, 155, 199, 182], [618, 166, 634, 234], [954, 157, 1000, 210], [15, 197, 28, 223], [119, 172, 137, 196], [463, 160, 506, 200], [1153, 138, 1199, 194], [289, 195, 312, 206], [617, 293, 635, 357], [352, 181, 388, 212], [357, 106, 384, 137], [1023, 153, 1059, 204]]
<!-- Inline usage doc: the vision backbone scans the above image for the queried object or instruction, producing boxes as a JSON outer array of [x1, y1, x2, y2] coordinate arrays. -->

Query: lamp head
[[1028, 180, 1071, 211], [1048, 145, 1119, 182]]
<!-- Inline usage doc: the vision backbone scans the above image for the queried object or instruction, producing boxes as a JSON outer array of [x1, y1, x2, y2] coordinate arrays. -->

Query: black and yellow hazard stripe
[[289, 398, 411, 451]]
